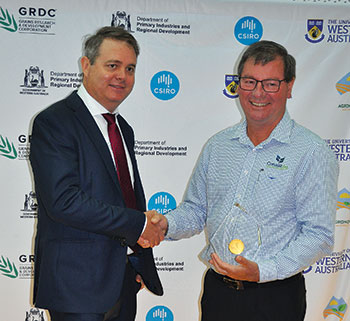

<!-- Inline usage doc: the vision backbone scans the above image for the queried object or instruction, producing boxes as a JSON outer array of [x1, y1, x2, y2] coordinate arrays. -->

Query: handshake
[[137, 210, 168, 248]]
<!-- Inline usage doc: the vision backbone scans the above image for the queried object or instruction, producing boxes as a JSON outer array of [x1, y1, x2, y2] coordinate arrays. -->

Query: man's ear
[[80, 56, 91, 75]]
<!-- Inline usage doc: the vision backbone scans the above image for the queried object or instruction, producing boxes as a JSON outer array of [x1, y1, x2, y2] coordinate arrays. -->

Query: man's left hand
[[136, 274, 145, 290], [209, 253, 260, 282]]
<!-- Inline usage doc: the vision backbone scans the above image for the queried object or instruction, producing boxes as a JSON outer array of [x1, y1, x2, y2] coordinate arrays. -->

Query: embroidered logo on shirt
[[266, 155, 288, 170]]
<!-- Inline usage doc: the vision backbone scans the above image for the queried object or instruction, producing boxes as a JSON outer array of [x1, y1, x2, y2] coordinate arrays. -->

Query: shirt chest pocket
[[253, 167, 295, 212]]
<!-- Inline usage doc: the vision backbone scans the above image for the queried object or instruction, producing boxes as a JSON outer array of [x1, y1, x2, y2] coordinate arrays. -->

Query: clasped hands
[[137, 210, 168, 248]]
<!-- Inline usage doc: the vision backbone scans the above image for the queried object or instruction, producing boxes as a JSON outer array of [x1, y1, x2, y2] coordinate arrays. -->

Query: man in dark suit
[[29, 26, 164, 321]]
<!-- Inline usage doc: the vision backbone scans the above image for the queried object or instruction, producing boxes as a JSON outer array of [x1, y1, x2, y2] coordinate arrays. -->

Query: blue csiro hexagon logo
[[148, 192, 176, 214], [150, 71, 180, 100], [234, 16, 263, 45], [146, 305, 174, 321]]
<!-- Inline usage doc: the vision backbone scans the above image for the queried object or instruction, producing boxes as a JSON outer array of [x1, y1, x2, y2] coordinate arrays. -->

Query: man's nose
[[114, 68, 125, 80], [253, 81, 265, 95]]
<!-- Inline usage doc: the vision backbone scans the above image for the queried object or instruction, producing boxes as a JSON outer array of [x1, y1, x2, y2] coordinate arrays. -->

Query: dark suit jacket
[[29, 91, 163, 313]]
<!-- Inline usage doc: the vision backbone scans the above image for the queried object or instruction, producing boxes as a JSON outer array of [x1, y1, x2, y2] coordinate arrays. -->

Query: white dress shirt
[[77, 85, 146, 250]]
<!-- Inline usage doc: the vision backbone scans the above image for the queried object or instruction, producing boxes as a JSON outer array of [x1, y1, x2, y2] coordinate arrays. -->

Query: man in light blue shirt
[[158, 41, 339, 321]]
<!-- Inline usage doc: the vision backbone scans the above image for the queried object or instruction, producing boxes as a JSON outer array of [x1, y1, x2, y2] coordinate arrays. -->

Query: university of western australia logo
[[234, 16, 263, 46], [305, 19, 325, 43], [148, 192, 176, 214], [323, 296, 348, 320], [0, 7, 17, 32], [111, 10, 133, 32], [223, 75, 239, 99], [336, 72, 350, 96], [150, 71, 180, 101], [0, 134, 17, 159]]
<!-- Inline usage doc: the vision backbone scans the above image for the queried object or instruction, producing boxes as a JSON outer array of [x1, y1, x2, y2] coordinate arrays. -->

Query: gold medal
[[229, 239, 244, 255]]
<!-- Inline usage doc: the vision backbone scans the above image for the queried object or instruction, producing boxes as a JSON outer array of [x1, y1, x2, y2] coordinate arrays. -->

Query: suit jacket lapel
[[66, 92, 122, 192]]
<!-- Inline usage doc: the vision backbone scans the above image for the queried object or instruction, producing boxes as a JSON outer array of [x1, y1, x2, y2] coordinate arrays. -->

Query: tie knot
[[102, 113, 116, 125]]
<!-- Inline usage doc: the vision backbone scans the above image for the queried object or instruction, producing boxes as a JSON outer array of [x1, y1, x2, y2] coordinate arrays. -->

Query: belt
[[209, 269, 302, 291]]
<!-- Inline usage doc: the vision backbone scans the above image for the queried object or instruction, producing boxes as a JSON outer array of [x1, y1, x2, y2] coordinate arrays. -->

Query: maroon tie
[[103, 113, 137, 209]]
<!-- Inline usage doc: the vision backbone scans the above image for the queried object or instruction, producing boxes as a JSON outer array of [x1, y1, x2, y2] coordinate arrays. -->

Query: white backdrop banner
[[0, 1, 349, 320]]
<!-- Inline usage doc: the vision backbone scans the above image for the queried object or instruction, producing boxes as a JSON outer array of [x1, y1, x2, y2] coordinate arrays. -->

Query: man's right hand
[[137, 210, 168, 248]]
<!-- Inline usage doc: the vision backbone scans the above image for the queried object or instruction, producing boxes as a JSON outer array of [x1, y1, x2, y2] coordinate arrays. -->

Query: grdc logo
[[148, 192, 176, 214], [146, 306, 174, 321], [0, 255, 18, 279], [0, 7, 17, 32], [0, 134, 17, 159], [19, 7, 56, 18], [150, 71, 180, 101]]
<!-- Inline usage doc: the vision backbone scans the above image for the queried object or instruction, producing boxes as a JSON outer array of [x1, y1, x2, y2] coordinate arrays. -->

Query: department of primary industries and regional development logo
[[0, 255, 18, 279], [0, 135, 17, 159], [20, 66, 49, 96], [0, 7, 17, 32], [234, 16, 263, 46], [148, 192, 176, 214], [337, 188, 350, 211], [305, 19, 325, 43], [25, 308, 46, 321], [336, 72, 350, 96], [21, 66, 47, 88], [146, 306, 174, 321], [323, 297, 348, 320], [20, 191, 38, 219], [223, 75, 239, 99], [111, 10, 133, 32], [150, 71, 180, 101]]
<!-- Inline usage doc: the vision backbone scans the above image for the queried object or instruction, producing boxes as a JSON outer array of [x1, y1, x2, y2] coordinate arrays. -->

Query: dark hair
[[83, 26, 139, 64], [237, 40, 296, 82]]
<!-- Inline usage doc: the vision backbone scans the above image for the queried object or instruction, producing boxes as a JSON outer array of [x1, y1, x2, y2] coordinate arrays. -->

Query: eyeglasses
[[239, 77, 286, 93]]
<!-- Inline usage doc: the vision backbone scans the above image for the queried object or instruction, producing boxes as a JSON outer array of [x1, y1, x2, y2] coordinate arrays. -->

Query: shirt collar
[[232, 110, 293, 146], [77, 84, 120, 116]]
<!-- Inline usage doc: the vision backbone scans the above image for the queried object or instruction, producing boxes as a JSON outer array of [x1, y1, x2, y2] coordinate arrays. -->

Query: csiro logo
[[146, 306, 174, 321], [0, 134, 17, 159], [150, 71, 180, 100], [0, 7, 17, 32], [234, 16, 263, 45], [148, 192, 176, 214]]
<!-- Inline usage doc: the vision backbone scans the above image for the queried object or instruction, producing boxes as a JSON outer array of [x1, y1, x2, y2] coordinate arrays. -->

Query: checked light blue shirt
[[165, 111, 339, 282]]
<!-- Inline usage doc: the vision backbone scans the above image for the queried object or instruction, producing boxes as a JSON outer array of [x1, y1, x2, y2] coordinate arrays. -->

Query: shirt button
[[244, 170, 248, 175]]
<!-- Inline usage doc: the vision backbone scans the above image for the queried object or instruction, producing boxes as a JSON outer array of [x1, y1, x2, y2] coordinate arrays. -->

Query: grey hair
[[83, 26, 139, 64]]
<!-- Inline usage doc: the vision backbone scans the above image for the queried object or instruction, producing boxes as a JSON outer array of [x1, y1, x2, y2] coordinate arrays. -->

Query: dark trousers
[[201, 269, 306, 321], [49, 260, 141, 321]]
